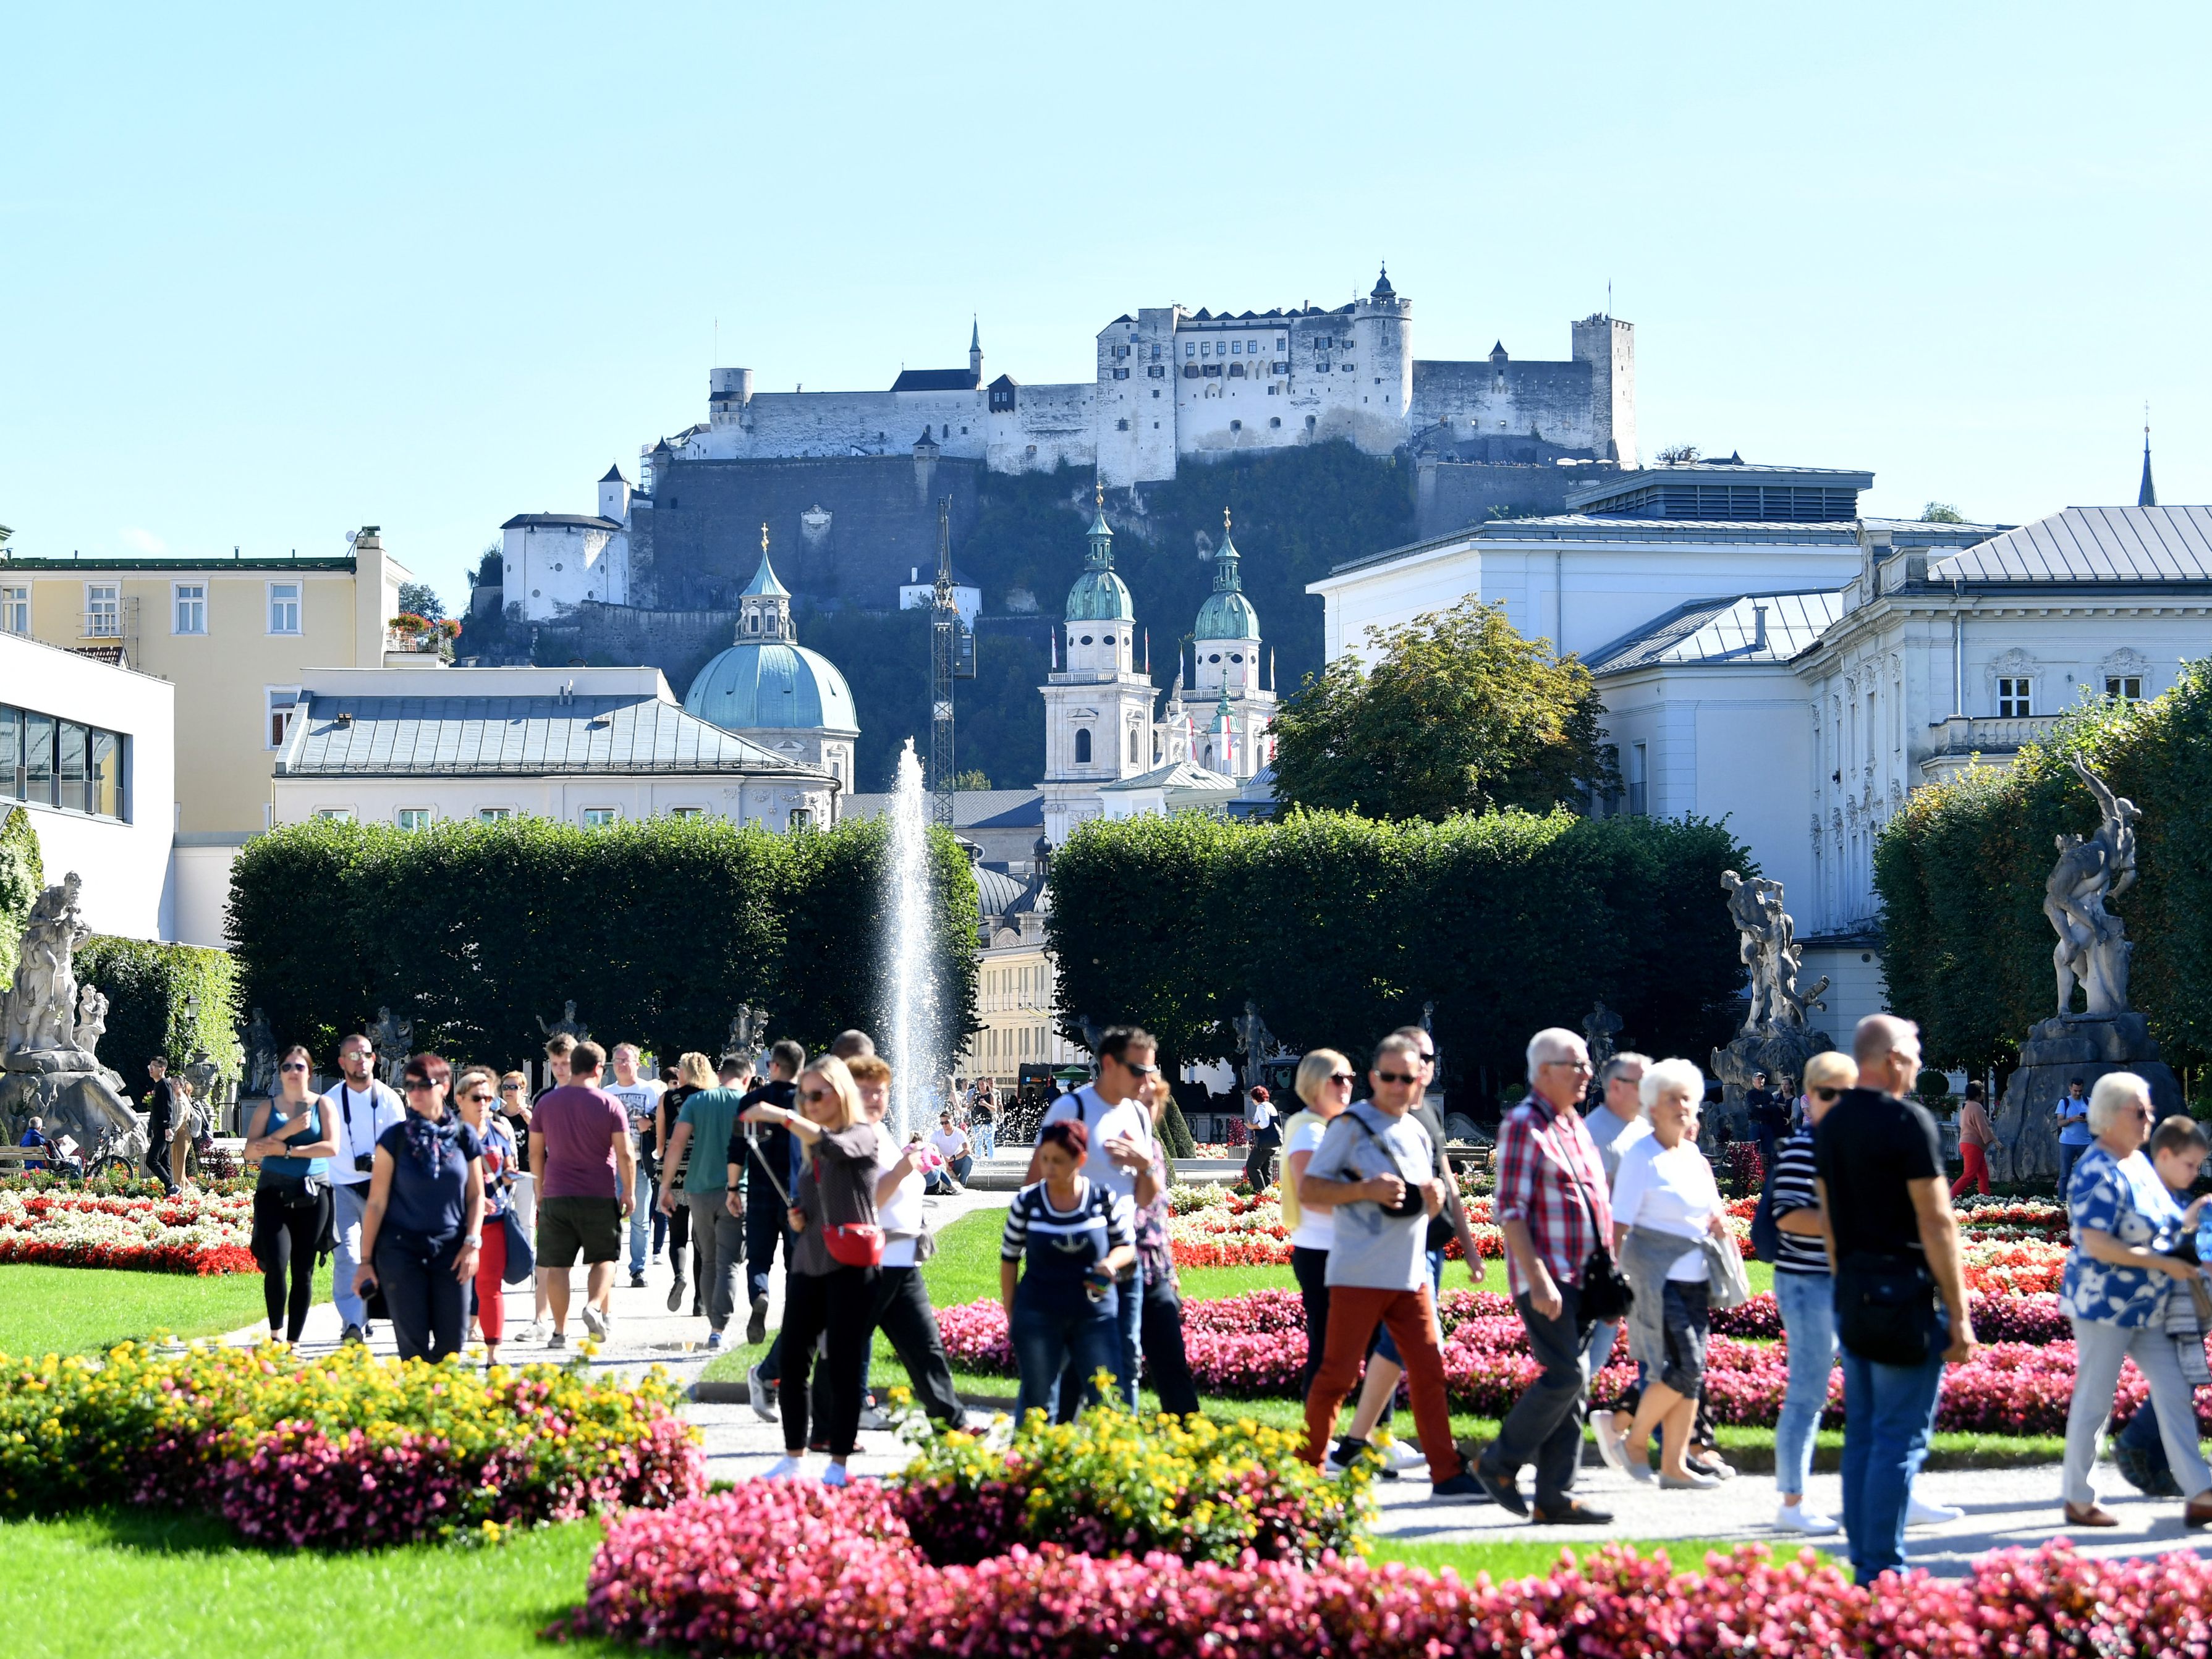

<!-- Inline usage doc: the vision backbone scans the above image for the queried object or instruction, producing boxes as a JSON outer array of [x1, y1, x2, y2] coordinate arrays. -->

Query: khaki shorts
[[537, 1195, 621, 1268]]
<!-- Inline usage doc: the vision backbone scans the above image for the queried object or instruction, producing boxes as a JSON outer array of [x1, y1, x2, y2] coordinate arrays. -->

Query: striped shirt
[[1001, 1177, 1135, 1263], [1768, 1128, 1829, 1275]]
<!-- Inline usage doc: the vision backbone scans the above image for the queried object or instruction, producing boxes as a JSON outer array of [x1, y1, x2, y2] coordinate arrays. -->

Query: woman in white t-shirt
[[847, 1056, 964, 1425], [1284, 1049, 1355, 1398], [1604, 1057, 1729, 1488]]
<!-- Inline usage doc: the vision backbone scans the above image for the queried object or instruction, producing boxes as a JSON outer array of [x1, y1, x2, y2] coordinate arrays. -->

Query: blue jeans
[[2058, 1139, 2089, 1199], [1774, 1269, 1837, 1499], [629, 1163, 653, 1275], [1012, 1296, 1122, 1421], [1837, 1308, 1948, 1581]]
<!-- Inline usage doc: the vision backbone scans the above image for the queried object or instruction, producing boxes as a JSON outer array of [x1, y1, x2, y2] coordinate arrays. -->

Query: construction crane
[[928, 496, 973, 827]]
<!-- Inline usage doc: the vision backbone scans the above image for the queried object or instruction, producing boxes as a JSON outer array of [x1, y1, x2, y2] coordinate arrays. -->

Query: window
[[396, 808, 431, 829], [581, 806, 619, 828], [0, 586, 27, 635], [315, 808, 354, 823], [268, 581, 302, 634], [2106, 675, 2143, 701], [172, 583, 206, 635], [1184, 343, 1195, 357], [1074, 728, 1092, 764], [1997, 677, 2032, 717], [477, 807, 513, 823], [1113, 367, 1129, 379], [789, 807, 813, 830], [266, 687, 301, 749], [1128, 726, 1140, 762], [89, 730, 120, 819], [57, 722, 87, 811], [669, 805, 705, 819], [85, 583, 119, 638]]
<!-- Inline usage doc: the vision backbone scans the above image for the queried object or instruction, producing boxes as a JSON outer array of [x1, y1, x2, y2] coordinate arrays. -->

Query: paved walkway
[[217, 1188, 2210, 1578]]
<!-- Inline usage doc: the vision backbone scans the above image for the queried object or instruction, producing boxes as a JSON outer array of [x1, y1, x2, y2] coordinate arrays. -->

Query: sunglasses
[[403, 1078, 439, 1094], [1811, 1087, 1841, 1101], [1328, 1072, 1355, 1086], [1119, 1061, 1161, 1077], [799, 1087, 835, 1104], [279, 1062, 309, 1074], [499, 1083, 522, 1092], [1374, 1070, 1420, 1086]]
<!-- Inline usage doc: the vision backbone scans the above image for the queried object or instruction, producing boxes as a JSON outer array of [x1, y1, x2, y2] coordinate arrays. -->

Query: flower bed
[[1, 1168, 256, 1199], [0, 1188, 256, 1274], [569, 1487, 2212, 1659], [897, 1404, 1366, 1567], [0, 1340, 702, 1547]]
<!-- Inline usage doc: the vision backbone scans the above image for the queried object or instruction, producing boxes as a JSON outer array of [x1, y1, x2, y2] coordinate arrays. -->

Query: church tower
[[1190, 510, 1277, 782], [1039, 484, 1158, 844], [738, 523, 795, 641]]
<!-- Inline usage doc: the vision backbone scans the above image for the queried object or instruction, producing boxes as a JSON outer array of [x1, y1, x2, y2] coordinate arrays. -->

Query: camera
[[354, 1154, 375, 1175]]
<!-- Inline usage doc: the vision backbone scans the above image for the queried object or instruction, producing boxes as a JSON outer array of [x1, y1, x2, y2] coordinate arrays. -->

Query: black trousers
[[781, 1264, 877, 1457], [252, 1186, 328, 1341], [1244, 1141, 1279, 1192], [745, 1199, 789, 1308], [1479, 1283, 1590, 1510], [1292, 1244, 1332, 1399], [145, 1126, 175, 1193], [1140, 1270, 1202, 1417], [375, 1234, 468, 1363]]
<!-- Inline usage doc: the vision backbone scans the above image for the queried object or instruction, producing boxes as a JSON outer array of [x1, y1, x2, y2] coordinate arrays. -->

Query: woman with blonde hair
[[1284, 1049, 1355, 1399], [740, 1055, 881, 1484]]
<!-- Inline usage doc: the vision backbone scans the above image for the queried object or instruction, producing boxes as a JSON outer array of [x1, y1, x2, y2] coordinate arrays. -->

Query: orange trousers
[[1302, 1281, 1461, 1485]]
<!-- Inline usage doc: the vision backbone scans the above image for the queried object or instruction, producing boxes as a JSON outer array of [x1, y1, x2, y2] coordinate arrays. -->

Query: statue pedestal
[[1710, 1024, 1836, 1141], [1993, 1012, 2182, 1184], [0, 1065, 145, 1162]]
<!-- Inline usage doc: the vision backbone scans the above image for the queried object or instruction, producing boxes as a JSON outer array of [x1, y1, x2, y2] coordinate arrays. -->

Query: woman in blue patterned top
[[2059, 1070, 2212, 1529], [999, 1118, 1136, 1422]]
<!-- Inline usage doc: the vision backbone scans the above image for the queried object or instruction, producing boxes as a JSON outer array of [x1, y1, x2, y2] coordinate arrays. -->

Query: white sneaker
[[747, 1362, 779, 1422], [1905, 1494, 1964, 1528], [822, 1463, 850, 1487], [765, 1455, 806, 1480], [1774, 1503, 1841, 1534], [1378, 1436, 1426, 1470], [524, 1317, 549, 1345], [1591, 1414, 1629, 1473], [579, 1304, 609, 1340], [857, 1405, 894, 1432]]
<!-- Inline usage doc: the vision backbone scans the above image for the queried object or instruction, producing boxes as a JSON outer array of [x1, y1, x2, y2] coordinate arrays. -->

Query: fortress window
[[1269, 416, 1281, 427], [1230, 420, 1242, 431], [1075, 729, 1092, 764], [1116, 418, 1129, 431], [1149, 365, 1164, 378], [1150, 345, 1161, 359], [1231, 341, 1241, 353], [1114, 368, 1129, 379], [1277, 337, 1286, 348], [1185, 344, 1195, 357], [1200, 343, 1211, 356]]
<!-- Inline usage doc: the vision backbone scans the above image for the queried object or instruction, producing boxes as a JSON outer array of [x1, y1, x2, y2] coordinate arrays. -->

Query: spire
[[1085, 477, 1113, 552], [2140, 409, 2158, 508], [735, 524, 794, 643], [969, 316, 983, 379], [1211, 508, 1244, 593], [1370, 263, 1394, 300]]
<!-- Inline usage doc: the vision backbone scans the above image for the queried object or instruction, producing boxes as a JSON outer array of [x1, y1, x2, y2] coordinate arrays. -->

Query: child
[[2112, 1115, 2212, 1496]]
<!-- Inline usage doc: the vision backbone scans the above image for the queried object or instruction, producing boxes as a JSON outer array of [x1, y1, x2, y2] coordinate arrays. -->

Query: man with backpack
[[324, 1033, 406, 1344]]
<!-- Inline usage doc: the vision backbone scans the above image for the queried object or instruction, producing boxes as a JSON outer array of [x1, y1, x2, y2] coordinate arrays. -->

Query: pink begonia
[[567, 1485, 2212, 1658]]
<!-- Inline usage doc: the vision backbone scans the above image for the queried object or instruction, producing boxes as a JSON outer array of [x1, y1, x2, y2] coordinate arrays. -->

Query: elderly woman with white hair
[[2059, 1070, 2212, 1529], [1605, 1057, 1731, 1488]]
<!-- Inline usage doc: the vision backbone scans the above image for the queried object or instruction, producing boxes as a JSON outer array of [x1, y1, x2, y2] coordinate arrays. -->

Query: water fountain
[[886, 739, 940, 1146]]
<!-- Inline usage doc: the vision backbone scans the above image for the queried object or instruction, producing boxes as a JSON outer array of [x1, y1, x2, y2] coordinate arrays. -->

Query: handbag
[[1749, 1171, 1782, 1263], [499, 1205, 536, 1283], [1835, 1251, 1939, 1365], [806, 1149, 884, 1270]]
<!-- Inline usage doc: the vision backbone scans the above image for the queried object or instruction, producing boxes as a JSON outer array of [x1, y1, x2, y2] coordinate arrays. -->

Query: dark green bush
[[226, 815, 978, 1073], [75, 935, 242, 1099]]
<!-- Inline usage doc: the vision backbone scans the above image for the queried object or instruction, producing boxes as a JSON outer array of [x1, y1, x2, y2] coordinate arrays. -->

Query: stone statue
[[1710, 871, 1833, 1142], [1233, 1000, 1277, 1095], [72, 983, 108, 1060], [2043, 758, 2138, 1018], [245, 1007, 278, 1097], [367, 1005, 414, 1086], [725, 1004, 771, 1063], [1582, 1000, 1623, 1071], [4, 872, 93, 1060], [536, 1000, 590, 1042]]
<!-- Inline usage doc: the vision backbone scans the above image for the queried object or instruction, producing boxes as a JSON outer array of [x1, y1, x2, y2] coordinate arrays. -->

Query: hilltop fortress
[[651, 268, 1635, 490]]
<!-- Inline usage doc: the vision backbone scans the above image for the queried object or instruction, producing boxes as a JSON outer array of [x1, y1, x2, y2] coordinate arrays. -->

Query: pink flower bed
[[938, 1285, 2145, 1436], [566, 1482, 2212, 1659]]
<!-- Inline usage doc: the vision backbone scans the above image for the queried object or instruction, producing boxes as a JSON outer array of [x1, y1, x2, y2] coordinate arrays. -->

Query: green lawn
[[0, 1263, 328, 1357], [1368, 1534, 1832, 1581], [0, 1509, 621, 1659]]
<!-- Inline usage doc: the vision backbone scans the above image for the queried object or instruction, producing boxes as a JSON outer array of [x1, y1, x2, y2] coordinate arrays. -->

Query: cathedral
[[1039, 488, 1277, 843]]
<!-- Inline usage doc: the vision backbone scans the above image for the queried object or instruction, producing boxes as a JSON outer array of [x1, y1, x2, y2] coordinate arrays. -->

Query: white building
[[269, 664, 837, 832], [1589, 505, 2212, 1035], [896, 565, 981, 627], [0, 632, 176, 941], [499, 466, 632, 620]]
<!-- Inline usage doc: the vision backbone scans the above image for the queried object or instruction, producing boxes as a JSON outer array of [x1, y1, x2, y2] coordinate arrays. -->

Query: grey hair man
[[1813, 1013, 1978, 1581]]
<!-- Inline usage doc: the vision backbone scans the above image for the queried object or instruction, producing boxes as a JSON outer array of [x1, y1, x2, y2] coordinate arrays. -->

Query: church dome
[[1066, 566, 1135, 622], [684, 641, 857, 733], [1195, 587, 1260, 641]]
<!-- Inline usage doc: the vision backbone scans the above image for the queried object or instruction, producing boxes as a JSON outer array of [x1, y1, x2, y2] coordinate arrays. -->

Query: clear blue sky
[[4, 3, 2204, 607]]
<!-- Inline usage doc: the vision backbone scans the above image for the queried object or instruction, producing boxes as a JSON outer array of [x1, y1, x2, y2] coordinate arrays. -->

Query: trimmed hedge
[[1876, 662, 2212, 1070], [1045, 808, 1747, 1091], [224, 814, 978, 1073], [0, 805, 44, 984], [75, 935, 241, 1100]]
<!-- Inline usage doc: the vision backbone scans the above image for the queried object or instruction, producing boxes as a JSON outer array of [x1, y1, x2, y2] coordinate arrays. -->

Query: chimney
[[1752, 604, 1768, 653]]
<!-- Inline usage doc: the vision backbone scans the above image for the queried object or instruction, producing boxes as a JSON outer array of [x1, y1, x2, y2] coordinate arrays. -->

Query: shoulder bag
[[499, 1205, 536, 1283], [800, 1144, 884, 1270], [1561, 1142, 1634, 1324], [1834, 1250, 1938, 1365], [1341, 1106, 1427, 1218]]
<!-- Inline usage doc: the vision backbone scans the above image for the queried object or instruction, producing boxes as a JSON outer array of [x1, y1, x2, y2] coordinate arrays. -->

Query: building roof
[[1098, 759, 1236, 793], [600, 464, 627, 484], [890, 368, 981, 392], [1196, 524, 1261, 641], [1928, 506, 2212, 585], [842, 788, 1043, 829], [278, 691, 796, 777], [740, 548, 790, 598], [501, 513, 624, 533], [1586, 591, 1847, 674], [0, 552, 355, 572], [683, 640, 857, 734]]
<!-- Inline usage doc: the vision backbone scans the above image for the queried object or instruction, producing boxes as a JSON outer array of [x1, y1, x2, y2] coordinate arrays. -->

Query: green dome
[[1195, 588, 1260, 641], [1066, 567, 1135, 622], [684, 641, 858, 733]]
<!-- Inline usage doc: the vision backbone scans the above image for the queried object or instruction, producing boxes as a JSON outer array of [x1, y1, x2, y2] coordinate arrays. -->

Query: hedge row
[[77, 935, 241, 1090], [224, 814, 978, 1073], [1045, 808, 1748, 1087], [1876, 662, 2212, 1071]]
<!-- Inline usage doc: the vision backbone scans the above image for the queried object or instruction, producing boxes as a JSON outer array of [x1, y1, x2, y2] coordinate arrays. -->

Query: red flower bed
[[0, 1189, 256, 1275], [566, 1483, 2212, 1659]]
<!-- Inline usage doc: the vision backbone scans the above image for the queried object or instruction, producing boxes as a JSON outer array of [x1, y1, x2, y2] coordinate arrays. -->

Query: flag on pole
[[1050, 627, 1057, 670]]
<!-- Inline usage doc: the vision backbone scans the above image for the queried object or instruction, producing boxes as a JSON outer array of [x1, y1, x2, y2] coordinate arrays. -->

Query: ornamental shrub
[[0, 1340, 702, 1547], [0, 804, 42, 983], [75, 935, 241, 1094], [896, 1401, 1368, 1568]]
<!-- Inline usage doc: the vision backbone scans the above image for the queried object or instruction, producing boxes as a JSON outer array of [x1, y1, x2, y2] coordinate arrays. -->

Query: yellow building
[[0, 528, 410, 942], [956, 867, 1078, 1087]]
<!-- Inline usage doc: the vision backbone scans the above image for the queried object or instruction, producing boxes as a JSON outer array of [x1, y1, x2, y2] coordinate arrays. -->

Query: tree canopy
[[395, 581, 446, 622], [1270, 596, 1616, 821]]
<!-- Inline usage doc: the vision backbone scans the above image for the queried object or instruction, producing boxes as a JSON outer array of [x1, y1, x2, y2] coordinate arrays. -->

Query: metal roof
[[889, 368, 980, 392], [842, 788, 1043, 828], [1928, 506, 2212, 584], [1098, 759, 1236, 793], [501, 513, 624, 532], [280, 692, 797, 777], [1587, 590, 1845, 674]]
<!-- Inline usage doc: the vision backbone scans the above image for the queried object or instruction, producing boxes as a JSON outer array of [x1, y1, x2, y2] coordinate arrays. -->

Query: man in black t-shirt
[[142, 1057, 179, 1194], [731, 1039, 805, 1370], [1813, 1014, 1977, 1582]]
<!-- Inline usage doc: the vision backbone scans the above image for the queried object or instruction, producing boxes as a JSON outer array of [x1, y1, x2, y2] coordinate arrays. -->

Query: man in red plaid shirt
[[1472, 1027, 1615, 1522]]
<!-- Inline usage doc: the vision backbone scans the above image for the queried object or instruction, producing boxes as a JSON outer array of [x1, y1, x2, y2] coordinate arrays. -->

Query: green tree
[[1920, 502, 1967, 523], [1271, 597, 1616, 821], [0, 805, 44, 982], [949, 769, 994, 791], [395, 581, 445, 622]]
